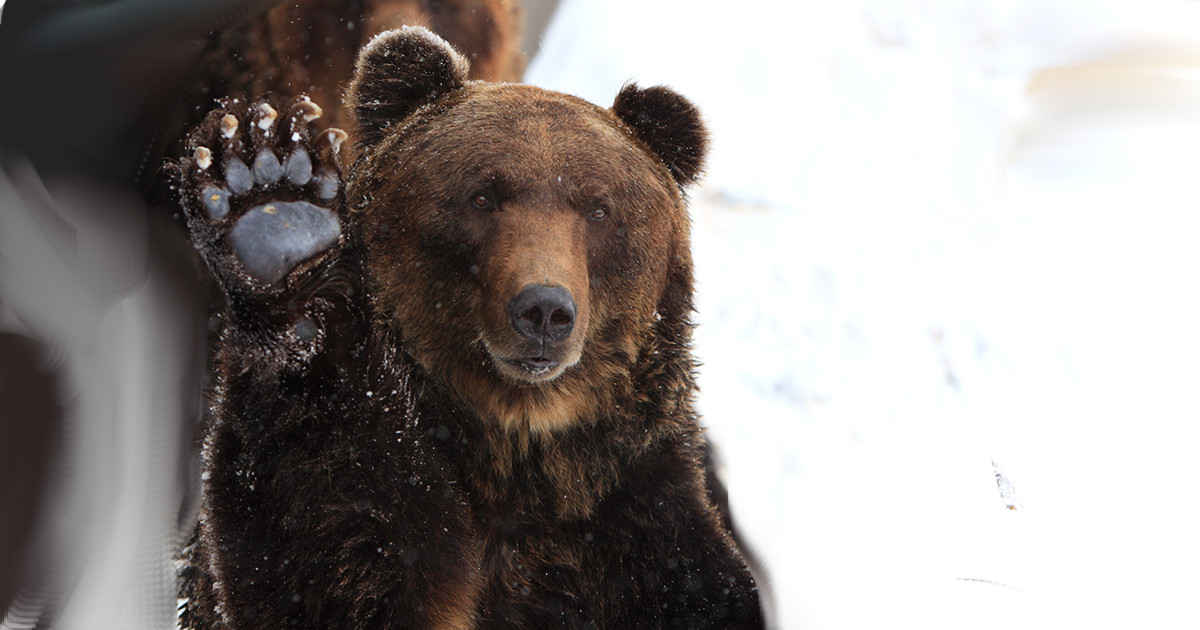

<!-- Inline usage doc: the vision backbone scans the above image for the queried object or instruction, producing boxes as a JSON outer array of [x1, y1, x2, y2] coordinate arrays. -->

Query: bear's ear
[[612, 83, 709, 187], [346, 26, 470, 147]]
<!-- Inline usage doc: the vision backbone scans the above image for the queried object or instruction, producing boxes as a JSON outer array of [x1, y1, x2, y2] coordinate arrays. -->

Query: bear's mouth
[[479, 335, 582, 385], [507, 357, 559, 378]]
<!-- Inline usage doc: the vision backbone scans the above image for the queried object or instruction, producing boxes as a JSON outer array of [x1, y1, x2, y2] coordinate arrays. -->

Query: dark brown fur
[[174, 27, 762, 629], [178, 0, 523, 135]]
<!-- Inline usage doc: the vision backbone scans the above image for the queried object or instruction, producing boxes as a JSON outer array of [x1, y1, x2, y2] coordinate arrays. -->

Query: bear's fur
[[175, 0, 523, 139], [173, 26, 763, 629]]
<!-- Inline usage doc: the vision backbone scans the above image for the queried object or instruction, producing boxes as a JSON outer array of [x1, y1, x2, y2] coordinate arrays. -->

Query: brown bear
[[172, 26, 763, 629]]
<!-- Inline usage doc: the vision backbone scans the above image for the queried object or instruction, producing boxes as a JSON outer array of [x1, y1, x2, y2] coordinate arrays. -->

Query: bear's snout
[[508, 284, 577, 346], [473, 204, 591, 385]]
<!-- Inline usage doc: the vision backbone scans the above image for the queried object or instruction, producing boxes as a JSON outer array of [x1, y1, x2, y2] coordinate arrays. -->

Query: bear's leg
[[173, 98, 482, 630]]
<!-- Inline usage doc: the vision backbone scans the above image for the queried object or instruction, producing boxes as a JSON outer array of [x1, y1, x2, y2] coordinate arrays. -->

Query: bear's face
[[363, 87, 680, 383], [347, 28, 706, 432]]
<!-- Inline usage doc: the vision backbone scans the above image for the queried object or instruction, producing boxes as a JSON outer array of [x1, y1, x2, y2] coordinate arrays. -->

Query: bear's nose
[[508, 284, 576, 345]]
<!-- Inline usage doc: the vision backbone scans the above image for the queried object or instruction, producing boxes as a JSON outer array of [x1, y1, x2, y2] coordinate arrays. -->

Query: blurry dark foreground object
[[0, 2, 283, 627], [0, 0, 285, 184], [0, 334, 63, 623]]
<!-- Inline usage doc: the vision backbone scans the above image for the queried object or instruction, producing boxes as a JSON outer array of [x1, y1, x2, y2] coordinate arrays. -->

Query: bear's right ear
[[346, 26, 470, 147], [612, 83, 708, 188]]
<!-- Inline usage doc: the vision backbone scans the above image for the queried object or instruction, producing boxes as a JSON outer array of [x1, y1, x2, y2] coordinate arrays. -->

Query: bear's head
[[345, 27, 707, 433]]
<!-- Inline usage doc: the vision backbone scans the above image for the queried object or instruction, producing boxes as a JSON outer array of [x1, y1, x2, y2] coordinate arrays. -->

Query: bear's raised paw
[[176, 96, 348, 291]]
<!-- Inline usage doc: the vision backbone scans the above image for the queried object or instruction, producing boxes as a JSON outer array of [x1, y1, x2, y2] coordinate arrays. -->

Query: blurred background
[[4, 0, 1200, 628]]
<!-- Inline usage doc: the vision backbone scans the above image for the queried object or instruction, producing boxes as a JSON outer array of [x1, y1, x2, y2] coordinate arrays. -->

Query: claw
[[220, 114, 238, 139], [194, 146, 212, 171], [256, 103, 279, 132], [323, 128, 348, 155], [296, 97, 323, 123]]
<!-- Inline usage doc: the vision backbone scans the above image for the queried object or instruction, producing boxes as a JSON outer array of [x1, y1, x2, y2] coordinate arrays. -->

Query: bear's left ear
[[612, 83, 709, 187], [346, 26, 470, 148]]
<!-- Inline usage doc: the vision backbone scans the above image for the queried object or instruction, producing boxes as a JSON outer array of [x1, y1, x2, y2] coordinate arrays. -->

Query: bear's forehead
[[378, 84, 679, 205], [424, 85, 638, 156]]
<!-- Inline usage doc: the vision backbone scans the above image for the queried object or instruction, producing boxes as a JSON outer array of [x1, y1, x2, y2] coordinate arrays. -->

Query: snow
[[527, 1, 1200, 628]]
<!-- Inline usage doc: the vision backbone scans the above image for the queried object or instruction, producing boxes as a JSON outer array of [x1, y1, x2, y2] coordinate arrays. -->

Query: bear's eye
[[589, 205, 609, 222], [471, 192, 495, 211]]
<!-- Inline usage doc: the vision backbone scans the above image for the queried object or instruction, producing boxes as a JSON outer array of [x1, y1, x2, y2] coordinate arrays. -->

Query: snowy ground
[[529, 1, 1200, 628]]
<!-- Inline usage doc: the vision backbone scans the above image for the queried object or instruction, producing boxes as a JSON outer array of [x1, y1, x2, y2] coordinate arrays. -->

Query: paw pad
[[283, 148, 312, 186], [225, 157, 254, 194], [230, 202, 341, 284], [253, 150, 283, 185], [202, 184, 230, 219]]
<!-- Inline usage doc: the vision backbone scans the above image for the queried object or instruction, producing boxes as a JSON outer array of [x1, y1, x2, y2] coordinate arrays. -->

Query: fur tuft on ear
[[346, 26, 470, 148], [612, 83, 708, 187]]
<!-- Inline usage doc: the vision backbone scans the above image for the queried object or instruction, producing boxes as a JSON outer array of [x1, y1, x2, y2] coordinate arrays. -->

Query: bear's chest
[[469, 500, 603, 627]]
